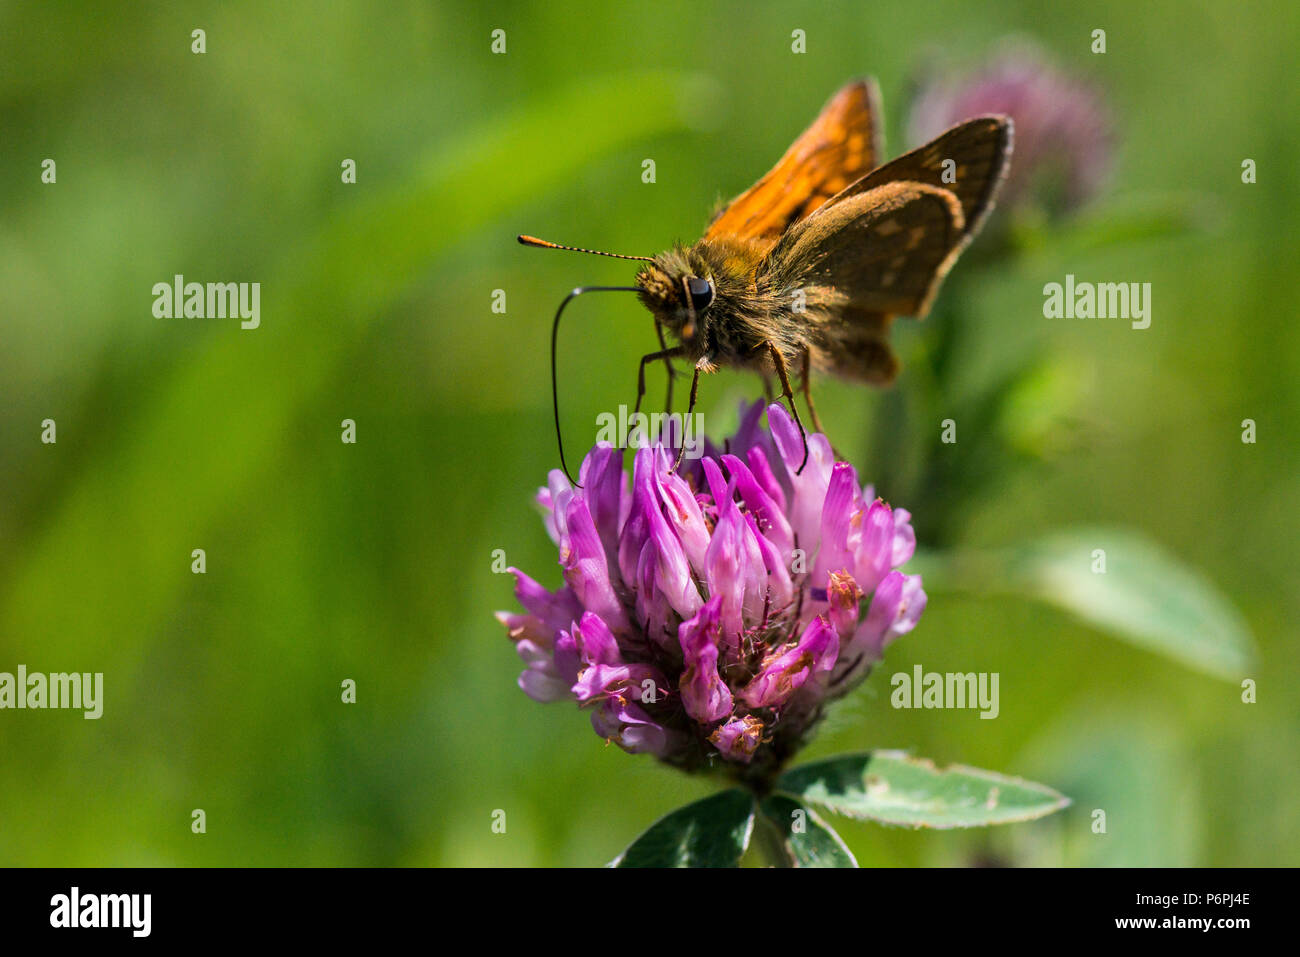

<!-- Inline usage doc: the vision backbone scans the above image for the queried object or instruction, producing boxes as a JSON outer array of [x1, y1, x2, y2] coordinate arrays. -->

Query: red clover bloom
[[498, 402, 924, 783]]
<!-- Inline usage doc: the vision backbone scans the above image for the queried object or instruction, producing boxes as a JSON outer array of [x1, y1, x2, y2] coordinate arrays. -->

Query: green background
[[1, 0, 1295, 866]]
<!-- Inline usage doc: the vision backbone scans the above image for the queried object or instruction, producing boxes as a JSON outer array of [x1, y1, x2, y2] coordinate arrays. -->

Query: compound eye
[[687, 276, 714, 313]]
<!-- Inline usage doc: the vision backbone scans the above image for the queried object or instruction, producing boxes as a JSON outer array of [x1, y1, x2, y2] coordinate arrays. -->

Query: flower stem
[[752, 810, 796, 868]]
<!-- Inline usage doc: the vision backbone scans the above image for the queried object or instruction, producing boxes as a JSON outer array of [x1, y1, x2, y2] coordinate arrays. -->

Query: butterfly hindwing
[[705, 79, 883, 244], [766, 180, 966, 318], [815, 116, 1012, 246]]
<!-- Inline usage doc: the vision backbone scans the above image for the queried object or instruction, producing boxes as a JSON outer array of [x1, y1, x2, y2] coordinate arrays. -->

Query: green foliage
[[916, 528, 1256, 679], [758, 795, 858, 867], [611, 790, 754, 868], [613, 751, 1067, 867], [779, 753, 1069, 829]]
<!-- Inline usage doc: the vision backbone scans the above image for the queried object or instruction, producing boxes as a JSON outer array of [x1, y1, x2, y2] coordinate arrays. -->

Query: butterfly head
[[635, 247, 718, 345]]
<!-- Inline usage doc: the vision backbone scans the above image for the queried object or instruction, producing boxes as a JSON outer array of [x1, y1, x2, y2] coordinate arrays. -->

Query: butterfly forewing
[[704, 79, 883, 244]]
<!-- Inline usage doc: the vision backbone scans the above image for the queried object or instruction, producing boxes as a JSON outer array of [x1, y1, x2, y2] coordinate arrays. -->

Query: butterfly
[[521, 78, 1012, 482]]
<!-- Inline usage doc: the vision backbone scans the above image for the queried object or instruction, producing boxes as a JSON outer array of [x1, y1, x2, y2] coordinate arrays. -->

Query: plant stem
[[752, 809, 797, 868]]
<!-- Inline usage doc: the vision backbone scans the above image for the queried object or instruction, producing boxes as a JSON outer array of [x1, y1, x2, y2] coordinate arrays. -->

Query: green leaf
[[779, 752, 1069, 829], [758, 795, 858, 867], [915, 527, 1256, 680], [610, 789, 755, 868]]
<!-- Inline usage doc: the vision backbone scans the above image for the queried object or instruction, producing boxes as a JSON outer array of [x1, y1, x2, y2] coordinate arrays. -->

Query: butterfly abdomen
[[811, 307, 900, 385]]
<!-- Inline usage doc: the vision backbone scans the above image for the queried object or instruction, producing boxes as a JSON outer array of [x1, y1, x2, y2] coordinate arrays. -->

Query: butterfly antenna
[[550, 286, 643, 486], [519, 235, 655, 262]]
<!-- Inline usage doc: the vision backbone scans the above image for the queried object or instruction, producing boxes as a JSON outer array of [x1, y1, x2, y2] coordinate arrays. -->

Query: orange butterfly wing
[[704, 79, 883, 245]]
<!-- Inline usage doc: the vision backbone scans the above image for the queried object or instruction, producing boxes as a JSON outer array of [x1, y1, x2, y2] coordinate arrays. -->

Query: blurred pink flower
[[909, 40, 1114, 215]]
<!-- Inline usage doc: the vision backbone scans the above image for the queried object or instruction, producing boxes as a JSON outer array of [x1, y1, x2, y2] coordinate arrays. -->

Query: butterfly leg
[[654, 320, 679, 412], [765, 341, 810, 474], [799, 349, 851, 458], [670, 355, 712, 474], [800, 349, 826, 434], [634, 346, 683, 417]]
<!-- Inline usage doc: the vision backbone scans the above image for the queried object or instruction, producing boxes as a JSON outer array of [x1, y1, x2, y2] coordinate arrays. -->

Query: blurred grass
[[1, 0, 1297, 866]]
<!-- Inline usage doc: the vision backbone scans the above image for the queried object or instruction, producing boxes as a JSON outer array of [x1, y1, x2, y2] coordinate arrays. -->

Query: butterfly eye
[[687, 276, 714, 313]]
